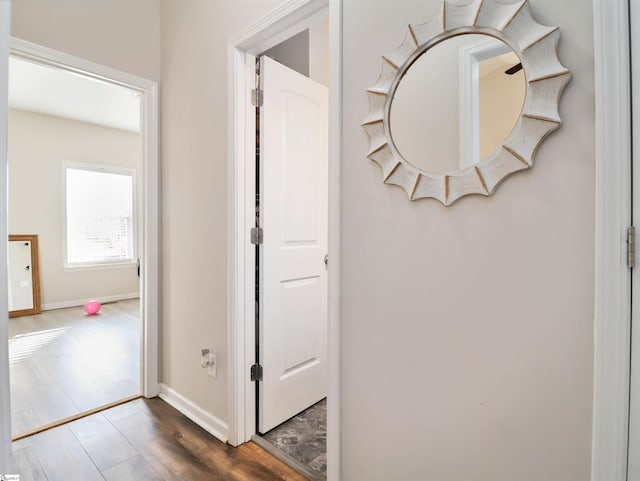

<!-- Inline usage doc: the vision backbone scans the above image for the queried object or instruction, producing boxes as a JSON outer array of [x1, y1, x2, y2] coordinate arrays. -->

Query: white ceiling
[[8, 56, 140, 133]]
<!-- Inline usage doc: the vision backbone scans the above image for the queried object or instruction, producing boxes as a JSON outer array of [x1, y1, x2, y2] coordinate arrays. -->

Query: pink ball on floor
[[84, 300, 101, 315]]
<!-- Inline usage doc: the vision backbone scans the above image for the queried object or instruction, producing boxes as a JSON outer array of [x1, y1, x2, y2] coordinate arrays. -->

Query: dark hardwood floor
[[11, 397, 308, 481], [9, 299, 140, 437]]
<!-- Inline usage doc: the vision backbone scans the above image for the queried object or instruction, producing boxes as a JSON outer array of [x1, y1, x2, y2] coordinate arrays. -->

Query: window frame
[[62, 160, 138, 270]]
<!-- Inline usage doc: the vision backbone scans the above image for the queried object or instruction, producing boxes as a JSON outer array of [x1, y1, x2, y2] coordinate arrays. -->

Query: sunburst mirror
[[363, 0, 571, 205]]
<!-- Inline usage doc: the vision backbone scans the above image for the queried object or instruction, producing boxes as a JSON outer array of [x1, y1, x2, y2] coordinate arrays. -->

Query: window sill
[[64, 261, 137, 272]]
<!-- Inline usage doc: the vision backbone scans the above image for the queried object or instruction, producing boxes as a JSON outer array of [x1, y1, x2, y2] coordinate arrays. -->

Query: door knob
[[324, 254, 328, 266]]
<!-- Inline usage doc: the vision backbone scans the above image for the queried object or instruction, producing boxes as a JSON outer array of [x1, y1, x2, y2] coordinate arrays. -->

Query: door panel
[[259, 56, 328, 433], [282, 278, 322, 372]]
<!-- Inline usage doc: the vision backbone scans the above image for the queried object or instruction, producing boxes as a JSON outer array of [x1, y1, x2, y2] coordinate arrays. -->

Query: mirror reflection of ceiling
[[8, 56, 140, 132], [390, 33, 525, 174]]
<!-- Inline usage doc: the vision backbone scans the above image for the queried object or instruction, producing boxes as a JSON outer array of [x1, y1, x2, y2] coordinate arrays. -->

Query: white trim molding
[[627, 0, 640, 478], [140, 74, 160, 399], [591, 0, 632, 480], [228, 0, 328, 54], [7, 38, 160, 400], [227, 1, 341, 479], [327, 1, 342, 480], [159, 384, 229, 443], [42, 293, 140, 312], [0, 0, 12, 473], [227, 37, 257, 449]]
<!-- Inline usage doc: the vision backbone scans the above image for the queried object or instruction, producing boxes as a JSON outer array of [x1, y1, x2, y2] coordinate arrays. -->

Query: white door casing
[[259, 56, 328, 433], [7, 38, 160, 400], [591, 0, 632, 480], [0, 0, 11, 472], [227, 2, 341, 478], [459, 37, 511, 169], [626, 0, 640, 478]]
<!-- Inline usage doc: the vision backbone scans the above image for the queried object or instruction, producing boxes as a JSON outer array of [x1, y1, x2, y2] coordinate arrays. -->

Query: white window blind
[[65, 165, 135, 266]]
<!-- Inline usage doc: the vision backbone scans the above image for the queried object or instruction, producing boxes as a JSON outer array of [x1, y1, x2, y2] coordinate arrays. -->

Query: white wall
[[10, 0, 161, 82], [263, 30, 310, 77], [6, 2, 598, 480], [309, 15, 330, 87], [8, 109, 141, 307], [341, 0, 595, 480], [262, 15, 330, 88], [160, 0, 285, 428]]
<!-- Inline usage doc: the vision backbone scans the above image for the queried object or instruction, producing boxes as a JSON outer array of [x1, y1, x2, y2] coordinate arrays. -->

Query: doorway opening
[[5, 39, 159, 440], [250, 31, 329, 479], [227, 1, 340, 481]]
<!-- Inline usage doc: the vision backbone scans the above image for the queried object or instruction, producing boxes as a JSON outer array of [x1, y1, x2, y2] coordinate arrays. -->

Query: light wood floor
[[11, 397, 307, 481], [9, 299, 140, 437]]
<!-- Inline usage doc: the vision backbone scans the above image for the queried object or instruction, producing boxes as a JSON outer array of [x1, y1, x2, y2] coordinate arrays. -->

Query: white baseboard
[[158, 383, 229, 443], [42, 292, 140, 311]]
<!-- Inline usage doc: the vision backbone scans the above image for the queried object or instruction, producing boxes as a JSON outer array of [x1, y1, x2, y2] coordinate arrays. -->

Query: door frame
[[227, 0, 341, 479], [0, 0, 12, 472], [5, 39, 160, 395], [459, 37, 511, 169], [630, 0, 640, 477], [591, 0, 633, 479]]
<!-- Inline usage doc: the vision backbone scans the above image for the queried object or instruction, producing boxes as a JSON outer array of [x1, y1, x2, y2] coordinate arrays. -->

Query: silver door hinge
[[251, 89, 263, 107], [250, 363, 263, 382], [250, 227, 263, 245], [628, 225, 636, 269]]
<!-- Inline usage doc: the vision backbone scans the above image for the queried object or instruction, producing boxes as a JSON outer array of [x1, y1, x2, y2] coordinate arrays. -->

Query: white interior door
[[259, 56, 328, 433], [629, 1, 640, 479]]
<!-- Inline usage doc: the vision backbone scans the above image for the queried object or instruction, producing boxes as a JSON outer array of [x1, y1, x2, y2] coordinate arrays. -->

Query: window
[[64, 162, 136, 267]]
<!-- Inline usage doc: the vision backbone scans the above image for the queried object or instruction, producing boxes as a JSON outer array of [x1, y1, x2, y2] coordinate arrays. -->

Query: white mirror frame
[[363, 0, 570, 205]]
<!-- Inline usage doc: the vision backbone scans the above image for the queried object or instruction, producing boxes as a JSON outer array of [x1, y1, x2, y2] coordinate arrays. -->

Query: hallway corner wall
[[340, 0, 596, 479]]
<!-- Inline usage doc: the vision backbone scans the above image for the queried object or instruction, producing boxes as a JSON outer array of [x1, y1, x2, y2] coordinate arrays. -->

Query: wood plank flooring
[[9, 299, 140, 437], [11, 398, 308, 481]]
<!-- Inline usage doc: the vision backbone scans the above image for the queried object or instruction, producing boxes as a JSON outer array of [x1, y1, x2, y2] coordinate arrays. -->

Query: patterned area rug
[[261, 398, 327, 477]]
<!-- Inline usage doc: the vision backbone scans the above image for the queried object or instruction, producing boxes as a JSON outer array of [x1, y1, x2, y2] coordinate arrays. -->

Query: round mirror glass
[[390, 33, 526, 174]]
